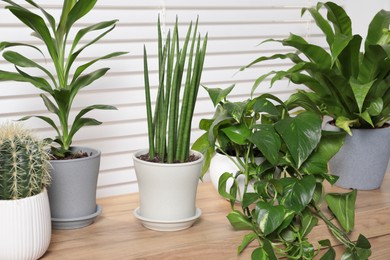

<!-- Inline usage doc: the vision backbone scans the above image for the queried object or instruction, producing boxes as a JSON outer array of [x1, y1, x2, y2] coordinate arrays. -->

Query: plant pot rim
[[0, 188, 47, 204], [133, 149, 204, 167], [49, 146, 101, 163]]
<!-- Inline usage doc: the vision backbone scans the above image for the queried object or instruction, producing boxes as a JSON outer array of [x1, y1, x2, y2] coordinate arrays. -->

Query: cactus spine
[[0, 123, 51, 200]]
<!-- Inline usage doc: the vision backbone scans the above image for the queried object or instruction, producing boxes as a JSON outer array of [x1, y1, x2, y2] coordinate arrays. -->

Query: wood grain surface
[[42, 173, 390, 259]]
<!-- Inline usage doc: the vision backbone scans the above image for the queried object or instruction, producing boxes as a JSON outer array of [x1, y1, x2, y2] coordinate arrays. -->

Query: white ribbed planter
[[133, 150, 203, 231], [0, 189, 51, 260]]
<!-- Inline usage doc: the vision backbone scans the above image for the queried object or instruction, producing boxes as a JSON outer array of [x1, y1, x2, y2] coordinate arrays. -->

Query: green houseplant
[[0, 122, 51, 260], [204, 94, 371, 259], [132, 17, 208, 231], [0, 0, 126, 229], [241, 1, 390, 190]]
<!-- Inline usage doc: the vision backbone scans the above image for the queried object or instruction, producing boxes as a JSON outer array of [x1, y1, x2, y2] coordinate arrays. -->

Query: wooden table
[[42, 174, 390, 259]]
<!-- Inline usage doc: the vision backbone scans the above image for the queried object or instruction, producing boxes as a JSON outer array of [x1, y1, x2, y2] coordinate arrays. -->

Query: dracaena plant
[[210, 93, 371, 259], [0, 0, 126, 158], [143, 17, 207, 163], [241, 1, 390, 135]]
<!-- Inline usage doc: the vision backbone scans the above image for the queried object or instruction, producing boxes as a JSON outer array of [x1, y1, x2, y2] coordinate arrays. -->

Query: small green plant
[[143, 17, 207, 163], [242, 1, 390, 135], [194, 86, 371, 259], [0, 122, 51, 200], [0, 0, 127, 157]]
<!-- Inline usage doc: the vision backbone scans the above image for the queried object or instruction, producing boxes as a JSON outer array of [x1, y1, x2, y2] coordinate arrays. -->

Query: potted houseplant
[[132, 17, 207, 231], [216, 96, 371, 259], [192, 84, 271, 197], [0, 122, 51, 260], [0, 0, 126, 229], [241, 2, 390, 190]]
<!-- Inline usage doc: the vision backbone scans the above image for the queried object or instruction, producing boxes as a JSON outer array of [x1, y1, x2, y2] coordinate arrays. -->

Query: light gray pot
[[329, 125, 390, 190], [48, 146, 102, 229], [132, 150, 203, 231]]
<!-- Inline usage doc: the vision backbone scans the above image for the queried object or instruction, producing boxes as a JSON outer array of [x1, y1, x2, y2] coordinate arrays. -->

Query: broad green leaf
[[249, 125, 281, 166], [366, 98, 383, 116], [331, 34, 353, 65], [203, 84, 235, 107], [69, 68, 110, 100], [224, 101, 248, 123], [280, 176, 316, 213], [358, 45, 388, 83], [325, 190, 357, 233], [337, 35, 362, 79], [26, 0, 56, 31], [319, 239, 336, 260], [301, 209, 319, 237], [324, 2, 352, 36], [218, 172, 236, 201], [301, 6, 334, 46], [191, 132, 209, 154], [251, 248, 268, 260], [255, 201, 285, 236], [238, 232, 257, 254], [242, 192, 259, 209], [358, 110, 374, 128], [221, 124, 251, 145], [355, 234, 372, 259], [300, 130, 346, 175], [335, 116, 359, 136], [275, 112, 322, 168], [366, 10, 390, 47], [251, 96, 280, 115], [349, 78, 374, 113], [227, 210, 253, 230]]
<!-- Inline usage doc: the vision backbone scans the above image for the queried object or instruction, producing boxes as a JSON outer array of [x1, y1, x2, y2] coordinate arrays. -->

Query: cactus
[[0, 123, 51, 200]]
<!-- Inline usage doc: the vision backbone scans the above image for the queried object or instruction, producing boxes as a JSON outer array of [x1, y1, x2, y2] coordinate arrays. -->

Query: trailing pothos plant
[[0, 0, 126, 158], [143, 17, 207, 163], [194, 86, 371, 259], [241, 1, 390, 135]]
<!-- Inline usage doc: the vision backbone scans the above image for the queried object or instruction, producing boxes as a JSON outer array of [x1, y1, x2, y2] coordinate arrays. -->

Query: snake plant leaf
[[65, 0, 97, 34], [324, 2, 352, 36], [365, 9, 390, 47], [227, 210, 253, 230], [238, 232, 257, 254], [280, 175, 316, 213], [221, 124, 251, 145], [203, 84, 235, 107], [249, 125, 281, 166], [275, 112, 322, 168], [255, 202, 286, 236], [325, 189, 357, 233]]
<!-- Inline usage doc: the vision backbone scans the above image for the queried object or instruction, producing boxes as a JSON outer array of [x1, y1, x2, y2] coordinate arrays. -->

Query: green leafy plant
[[195, 86, 371, 259], [0, 0, 127, 157], [241, 1, 390, 135], [143, 17, 207, 163], [0, 122, 51, 200]]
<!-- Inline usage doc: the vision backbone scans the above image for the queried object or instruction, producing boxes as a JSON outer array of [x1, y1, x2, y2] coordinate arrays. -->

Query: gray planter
[[48, 146, 102, 229], [329, 125, 390, 190]]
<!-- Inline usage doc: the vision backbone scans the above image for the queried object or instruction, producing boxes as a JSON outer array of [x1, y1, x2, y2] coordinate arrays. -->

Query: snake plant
[[0, 0, 127, 157]]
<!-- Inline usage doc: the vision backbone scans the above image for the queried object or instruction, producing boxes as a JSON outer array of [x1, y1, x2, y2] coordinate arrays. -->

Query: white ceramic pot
[[209, 152, 264, 199], [133, 150, 203, 231], [0, 189, 51, 260]]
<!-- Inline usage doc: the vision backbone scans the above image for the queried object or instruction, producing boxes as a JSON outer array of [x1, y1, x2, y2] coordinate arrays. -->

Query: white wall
[[0, 0, 388, 197]]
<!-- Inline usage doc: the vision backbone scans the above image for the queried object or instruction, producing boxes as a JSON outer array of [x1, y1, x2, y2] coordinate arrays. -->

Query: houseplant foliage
[[241, 1, 390, 135], [0, 0, 126, 158], [143, 17, 207, 163], [0, 122, 51, 260], [194, 87, 371, 259]]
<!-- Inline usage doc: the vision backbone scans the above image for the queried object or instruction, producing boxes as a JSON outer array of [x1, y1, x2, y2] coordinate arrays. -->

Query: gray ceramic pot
[[329, 125, 390, 190], [48, 146, 102, 229]]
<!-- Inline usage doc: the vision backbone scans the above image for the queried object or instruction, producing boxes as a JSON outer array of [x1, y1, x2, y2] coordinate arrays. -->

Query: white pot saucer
[[133, 207, 202, 232], [51, 204, 102, 230]]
